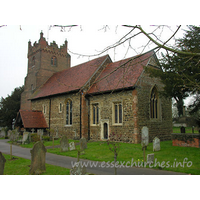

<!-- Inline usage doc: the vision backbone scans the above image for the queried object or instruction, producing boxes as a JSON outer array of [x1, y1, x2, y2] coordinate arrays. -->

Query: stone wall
[[136, 68, 172, 143], [89, 90, 135, 143], [32, 92, 81, 139]]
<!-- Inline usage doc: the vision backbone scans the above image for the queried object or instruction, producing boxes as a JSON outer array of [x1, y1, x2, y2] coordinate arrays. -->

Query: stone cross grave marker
[[141, 126, 149, 147], [153, 137, 160, 152], [29, 141, 46, 175], [80, 138, 87, 151], [69, 142, 76, 151], [60, 136, 69, 152], [147, 154, 154, 165], [0, 152, 6, 175]]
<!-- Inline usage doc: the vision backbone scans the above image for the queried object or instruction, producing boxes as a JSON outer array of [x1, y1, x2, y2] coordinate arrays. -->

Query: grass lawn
[[46, 140, 200, 175], [3, 154, 70, 175], [15, 132, 200, 175], [173, 127, 199, 134]]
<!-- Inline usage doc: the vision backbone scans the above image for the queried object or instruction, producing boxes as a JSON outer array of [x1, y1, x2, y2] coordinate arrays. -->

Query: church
[[15, 32, 172, 143]]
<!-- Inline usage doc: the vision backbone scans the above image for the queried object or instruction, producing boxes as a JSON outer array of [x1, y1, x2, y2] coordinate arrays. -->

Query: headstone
[[141, 126, 149, 147], [37, 129, 44, 140], [69, 142, 76, 151], [0, 129, 5, 138], [80, 138, 87, 151], [153, 137, 160, 152], [29, 141, 46, 175], [22, 132, 31, 144], [181, 126, 186, 133], [70, 162, 87, 175], [60, 136, 69, 152], [0, 152, 6, 175], [147, 154, 154, 165]]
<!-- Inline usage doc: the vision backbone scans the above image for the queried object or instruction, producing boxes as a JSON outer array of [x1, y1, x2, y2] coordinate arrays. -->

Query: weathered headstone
[[60, 136, 69, 152], [147, 153, 154, 165], [29, 141, 46, 175], [141, 126, 149, 147], [181, 126, 186, 134], [80, 138, 87, 151], [37, 129, 44, 140], [70, 162, 87, 175], [153, 137, 160, 152], [0, 152, 6, 175], [69, 142, 76, 151], [0, 129, 5, 138], [22, 132, 31, 144]]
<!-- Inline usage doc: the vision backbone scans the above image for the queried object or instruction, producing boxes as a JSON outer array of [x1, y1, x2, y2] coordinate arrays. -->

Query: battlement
[[28, 31, 68, 58]]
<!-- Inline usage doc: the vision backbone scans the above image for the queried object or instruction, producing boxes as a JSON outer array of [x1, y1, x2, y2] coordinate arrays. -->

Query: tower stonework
[[20, 32, 71, 110]]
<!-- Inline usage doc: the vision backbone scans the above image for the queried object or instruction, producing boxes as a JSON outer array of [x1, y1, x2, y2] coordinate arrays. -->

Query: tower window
[[51, 56, 57, 67]]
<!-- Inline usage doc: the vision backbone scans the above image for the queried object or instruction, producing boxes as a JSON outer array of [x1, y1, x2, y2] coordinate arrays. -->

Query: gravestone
[[0, 129, 5, 138], [141, 126, 149, 147], [0, 152, 6, 175], [60, 136, 69, 152], [37, 129, 44, 140], [29, 141, 46, 175], [80, 138, 87, 151], [153, 137, 160, 152], [181, 126, 186, 134], [22, 132, 31, 144], [70, 162, 87, 175], [69, 142, 76, 151], [147, 154, 154, 165]]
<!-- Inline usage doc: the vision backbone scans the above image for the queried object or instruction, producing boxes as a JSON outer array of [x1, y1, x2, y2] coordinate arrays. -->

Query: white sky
[[0, 25, 188, 99]]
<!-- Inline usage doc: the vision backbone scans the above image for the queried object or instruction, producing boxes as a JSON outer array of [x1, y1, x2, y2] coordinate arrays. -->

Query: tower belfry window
[[51, 56, 57, 67]]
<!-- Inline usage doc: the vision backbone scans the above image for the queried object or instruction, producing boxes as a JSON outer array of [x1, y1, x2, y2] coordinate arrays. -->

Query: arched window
[[150, 87, 158, 119], [51, 56, 57, 67], [66, 99, 72, 125]]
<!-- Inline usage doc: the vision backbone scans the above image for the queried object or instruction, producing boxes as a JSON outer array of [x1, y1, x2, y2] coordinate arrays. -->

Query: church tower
[[20, 32, 71, 110]]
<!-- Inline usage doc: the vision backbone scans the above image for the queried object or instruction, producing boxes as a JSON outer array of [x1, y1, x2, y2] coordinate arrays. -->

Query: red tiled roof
[[19, 110, 48, 129], [32, 55, 110, 100], [88, 51, 155, 94]]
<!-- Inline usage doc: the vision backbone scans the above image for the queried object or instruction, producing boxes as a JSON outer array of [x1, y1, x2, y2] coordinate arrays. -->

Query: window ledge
[[64, 125, 72, 127]]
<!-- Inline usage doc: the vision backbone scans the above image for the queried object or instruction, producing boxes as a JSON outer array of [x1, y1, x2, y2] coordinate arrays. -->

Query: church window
[[92, 104, 99, 125], [43, 105, 46, 114], [66, 99, 72, 125], [51, 56, 57, 67], [113, 102, 123, 125], [150, 87, 159, 119], [59, 103, 62, 113]]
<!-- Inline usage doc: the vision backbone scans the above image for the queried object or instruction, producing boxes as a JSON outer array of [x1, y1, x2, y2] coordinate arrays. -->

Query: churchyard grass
[[47, 140, 200, 175], [13, 138, 200, 174], [2, 154, 70, 175], [173, 127, 199, 134]]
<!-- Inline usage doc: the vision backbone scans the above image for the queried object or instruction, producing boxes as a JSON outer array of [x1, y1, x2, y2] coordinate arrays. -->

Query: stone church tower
[[20, 32, 71, 110]]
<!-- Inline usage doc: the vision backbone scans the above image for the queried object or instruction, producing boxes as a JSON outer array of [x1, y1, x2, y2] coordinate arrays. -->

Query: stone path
[[0, 139, 186, 175]]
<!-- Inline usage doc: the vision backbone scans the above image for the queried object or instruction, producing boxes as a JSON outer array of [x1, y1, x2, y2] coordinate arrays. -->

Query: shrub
[[42, 136, 50, 141], [31, 134, 40, 143]]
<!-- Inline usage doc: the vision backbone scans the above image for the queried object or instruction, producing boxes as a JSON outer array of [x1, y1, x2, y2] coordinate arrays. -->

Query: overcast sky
[[0, 25, 187, 100]]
